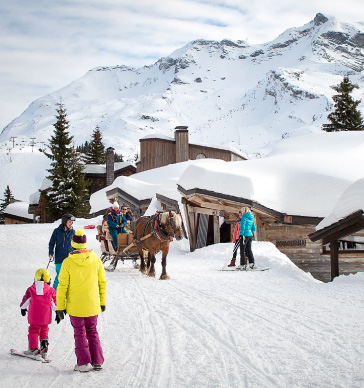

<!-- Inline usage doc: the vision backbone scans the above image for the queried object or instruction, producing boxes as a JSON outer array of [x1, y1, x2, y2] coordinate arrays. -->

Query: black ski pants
[[239, 235, 254, 266]]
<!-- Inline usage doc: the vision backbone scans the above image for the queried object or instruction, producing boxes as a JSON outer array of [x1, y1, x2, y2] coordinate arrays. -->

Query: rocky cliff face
[[2, 13, 364, 158]]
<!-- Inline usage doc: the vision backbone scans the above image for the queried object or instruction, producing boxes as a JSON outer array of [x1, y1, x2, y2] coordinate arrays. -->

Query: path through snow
[[1, 221, 364, 388]]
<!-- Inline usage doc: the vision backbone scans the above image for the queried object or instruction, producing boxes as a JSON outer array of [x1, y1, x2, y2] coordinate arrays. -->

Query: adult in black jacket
[[48, 214, 75, 290]]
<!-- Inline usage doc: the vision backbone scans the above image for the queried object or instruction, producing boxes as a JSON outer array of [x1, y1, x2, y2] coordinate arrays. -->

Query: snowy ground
[[1, 219, 364, 388]]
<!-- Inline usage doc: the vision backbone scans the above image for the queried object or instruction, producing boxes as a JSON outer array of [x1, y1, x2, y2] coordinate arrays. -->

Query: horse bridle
[[163, 213, 183, 238]]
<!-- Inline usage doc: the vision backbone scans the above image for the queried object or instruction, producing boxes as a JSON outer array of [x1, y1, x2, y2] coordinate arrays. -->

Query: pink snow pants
[[69, 315, 104, 366], [28, 324, 49, 349]]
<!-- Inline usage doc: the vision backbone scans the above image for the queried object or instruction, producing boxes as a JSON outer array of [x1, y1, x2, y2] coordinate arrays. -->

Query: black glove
[[55, 309, 66, 324], [21, 309, 27, 316], [101, 305, 106, 312]]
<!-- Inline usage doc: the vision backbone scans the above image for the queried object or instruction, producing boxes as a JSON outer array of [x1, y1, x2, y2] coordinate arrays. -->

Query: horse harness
[[122, 212, 175, 253]]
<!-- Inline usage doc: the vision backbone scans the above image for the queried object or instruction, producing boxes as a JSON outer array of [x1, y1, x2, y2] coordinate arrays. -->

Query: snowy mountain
[[2, 13, 364, 160]]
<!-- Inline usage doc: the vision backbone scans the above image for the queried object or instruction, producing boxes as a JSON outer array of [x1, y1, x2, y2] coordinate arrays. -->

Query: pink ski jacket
[[20, 281, 57, 325], [232, 222, 241, 243]]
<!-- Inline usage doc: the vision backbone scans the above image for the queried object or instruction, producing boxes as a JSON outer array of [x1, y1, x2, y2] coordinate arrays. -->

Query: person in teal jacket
[[239, 207, 256, 269], [106, 201, 127, 249]]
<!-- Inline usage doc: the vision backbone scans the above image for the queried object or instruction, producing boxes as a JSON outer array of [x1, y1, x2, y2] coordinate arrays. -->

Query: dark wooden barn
[[136, 126, 247, 173]]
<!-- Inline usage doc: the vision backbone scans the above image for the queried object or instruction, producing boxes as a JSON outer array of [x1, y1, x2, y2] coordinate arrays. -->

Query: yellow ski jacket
[[56, 249, 107, 317]]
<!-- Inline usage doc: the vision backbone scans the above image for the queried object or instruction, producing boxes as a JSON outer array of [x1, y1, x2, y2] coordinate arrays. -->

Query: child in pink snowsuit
[[20, 268, 57, 357]]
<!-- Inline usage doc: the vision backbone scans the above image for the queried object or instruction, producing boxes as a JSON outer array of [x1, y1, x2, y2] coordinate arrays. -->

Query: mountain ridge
[[2, 13, 364, 159]]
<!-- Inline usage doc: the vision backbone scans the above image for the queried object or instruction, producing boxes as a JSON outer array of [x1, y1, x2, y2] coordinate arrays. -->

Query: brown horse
[[132, 211, 183, 279]]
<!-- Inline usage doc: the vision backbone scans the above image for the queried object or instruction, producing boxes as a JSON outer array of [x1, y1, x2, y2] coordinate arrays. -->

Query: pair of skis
[[221, 265, 270, 272], [10, 348, 51, 363]]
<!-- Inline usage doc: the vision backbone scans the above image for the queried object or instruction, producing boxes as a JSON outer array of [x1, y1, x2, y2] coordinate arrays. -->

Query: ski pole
[[46, 257, 52, 269]]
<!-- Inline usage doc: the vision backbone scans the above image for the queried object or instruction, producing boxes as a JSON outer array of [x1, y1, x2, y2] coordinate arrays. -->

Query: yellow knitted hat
[[71, 229, 87, 249]]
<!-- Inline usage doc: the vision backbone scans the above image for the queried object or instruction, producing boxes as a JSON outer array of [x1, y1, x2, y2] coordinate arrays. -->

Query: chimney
[[106, 147, 115, 186], [175, 126, 189, 163]]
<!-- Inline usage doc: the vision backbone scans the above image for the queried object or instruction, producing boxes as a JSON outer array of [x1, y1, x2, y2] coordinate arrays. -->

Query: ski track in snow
[[1, 223, 364, 387]]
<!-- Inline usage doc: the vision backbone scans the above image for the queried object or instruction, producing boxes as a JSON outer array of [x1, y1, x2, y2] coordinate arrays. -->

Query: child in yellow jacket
[[56, 229, 107, 373]]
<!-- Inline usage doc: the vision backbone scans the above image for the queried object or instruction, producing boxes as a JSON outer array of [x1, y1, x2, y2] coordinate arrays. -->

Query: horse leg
[[160, 244, 170, 280], [147, 251, 156, 277]]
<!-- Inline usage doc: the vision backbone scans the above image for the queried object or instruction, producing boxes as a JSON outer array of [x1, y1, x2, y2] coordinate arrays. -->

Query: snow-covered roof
[[40, 177, 52, 191], [114, 162, 135, 171], [316, 178, 364, 230], [3, 201, 33, 220], [84, 162, 134, 175], [140, 134, 175, 141], [89, 159, 219, 214], [29, 191, 40, 205], [83, 164, 105, 174], [80, 131, 364, 220], [29, 177, 52, 205], [107, 175, 160, 201], [178, 132, 364, 218]]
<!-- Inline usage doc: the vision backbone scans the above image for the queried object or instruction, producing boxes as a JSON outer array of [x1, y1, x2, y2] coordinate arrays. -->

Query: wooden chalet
[[3, 201, 34, 224], [309, 210, 364, 281], [136, 126, 247, 173], [177, 184, 349, 282]]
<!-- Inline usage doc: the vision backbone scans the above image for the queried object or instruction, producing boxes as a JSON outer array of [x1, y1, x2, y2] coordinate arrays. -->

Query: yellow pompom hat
[[71, 229, 87, 249]]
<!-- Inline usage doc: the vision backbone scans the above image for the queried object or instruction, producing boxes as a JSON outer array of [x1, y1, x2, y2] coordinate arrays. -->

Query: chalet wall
[[88, 176, 106, 195], [87, 168, 135, 195], [137, 128, 246, 173], [189, 144, 232, 161], [29, 195, 50, 223], [258, 221, 364, 282], [264, 222, 322, 259], [138, 139, 175, 172], [4, 216, 32, 224]]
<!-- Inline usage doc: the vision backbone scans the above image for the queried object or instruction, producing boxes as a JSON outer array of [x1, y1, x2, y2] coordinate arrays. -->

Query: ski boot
[[40, 339, 49, 360], [24, 348, 39, 356]]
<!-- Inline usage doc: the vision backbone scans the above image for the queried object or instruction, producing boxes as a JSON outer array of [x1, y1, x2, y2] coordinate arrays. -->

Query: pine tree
[[323, 76, 364, 132], [43, 101, 90, 220], [76, 141, 90, 155], [85, 126, 105, 164], [114, 152, 124, 162], [0, 185, 14, 224]]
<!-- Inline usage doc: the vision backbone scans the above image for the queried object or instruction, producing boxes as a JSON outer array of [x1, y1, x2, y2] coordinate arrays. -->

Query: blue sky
[[1, 0, 363, 131]]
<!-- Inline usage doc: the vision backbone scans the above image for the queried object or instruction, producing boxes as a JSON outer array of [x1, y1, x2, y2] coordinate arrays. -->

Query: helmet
[[34, 268, 51, 283], [61, 214, 75, 225]]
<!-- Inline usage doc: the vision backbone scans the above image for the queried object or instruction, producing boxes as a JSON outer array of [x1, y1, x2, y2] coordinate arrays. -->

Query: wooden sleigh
[[96, 224, 139, 271]]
